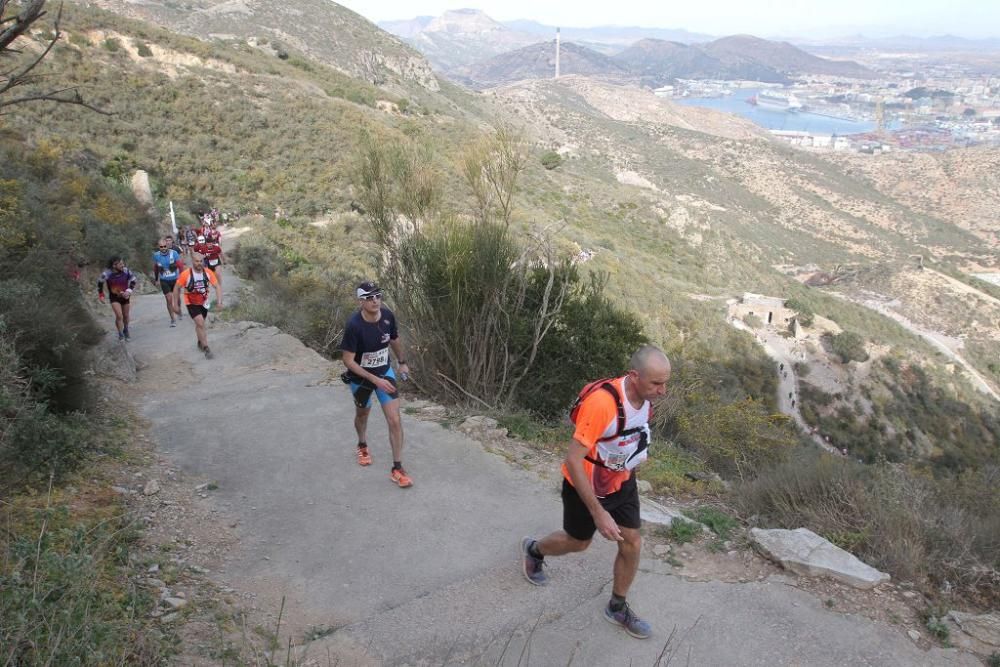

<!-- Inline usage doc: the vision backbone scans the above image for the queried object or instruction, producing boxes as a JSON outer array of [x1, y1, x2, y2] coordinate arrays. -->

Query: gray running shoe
[[204, 347, 214, 359], [123, 327, 130, 340], [118, 331, 125, 341], [521, 537, 548, 586], [603, 601, 651, 639], [170, 320, 177, 327]]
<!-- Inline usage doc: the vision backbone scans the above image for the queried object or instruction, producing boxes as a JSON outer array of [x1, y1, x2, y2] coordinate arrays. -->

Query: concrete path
[[113, 263, 977, 666]]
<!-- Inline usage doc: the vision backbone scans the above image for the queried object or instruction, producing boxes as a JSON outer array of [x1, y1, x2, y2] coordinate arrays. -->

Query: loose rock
[[750, 528, 890, 589], [143, 479, 161, 496], [947, 611, 1000, 647]]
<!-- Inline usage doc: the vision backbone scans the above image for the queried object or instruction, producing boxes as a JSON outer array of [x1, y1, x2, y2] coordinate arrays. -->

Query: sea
[[675, 88, 878, 135]]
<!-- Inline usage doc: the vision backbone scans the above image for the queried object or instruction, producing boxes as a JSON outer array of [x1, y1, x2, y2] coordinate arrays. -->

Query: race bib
[[208, 258, 220, 266], [360, 348, 389, 368], [596, 427, 650, 472]]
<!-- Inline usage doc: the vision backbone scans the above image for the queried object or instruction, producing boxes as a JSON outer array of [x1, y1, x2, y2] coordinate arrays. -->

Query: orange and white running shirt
[[562, 376, 652, 497], [176, 268, 218, 306]]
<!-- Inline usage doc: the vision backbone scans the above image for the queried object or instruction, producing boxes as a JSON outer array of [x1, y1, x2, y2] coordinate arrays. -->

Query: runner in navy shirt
[[339, 281, 413, 487]]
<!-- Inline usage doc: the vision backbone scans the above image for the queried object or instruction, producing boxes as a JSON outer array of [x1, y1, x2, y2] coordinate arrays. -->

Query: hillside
[[12, 3, 498, 217], [460, 40, 631, 88], [614, 38, 785, 86], [704, 34, 874, 80], [84, 0, 441, 94]]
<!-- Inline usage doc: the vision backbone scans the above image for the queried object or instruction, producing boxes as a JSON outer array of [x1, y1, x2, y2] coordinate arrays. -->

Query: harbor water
[[676, 88, 878, 135]]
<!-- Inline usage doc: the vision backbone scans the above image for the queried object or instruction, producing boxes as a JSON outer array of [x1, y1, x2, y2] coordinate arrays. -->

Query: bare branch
[[0, 88, 111, 114], [0, 1, 47, 53], [0, 2, 109, 114]]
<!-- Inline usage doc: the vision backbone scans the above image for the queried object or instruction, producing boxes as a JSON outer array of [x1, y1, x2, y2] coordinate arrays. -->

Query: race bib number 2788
[[360, 348, 389, 368]]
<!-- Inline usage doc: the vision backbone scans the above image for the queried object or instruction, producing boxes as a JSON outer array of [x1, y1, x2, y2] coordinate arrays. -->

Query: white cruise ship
[[749, 91, 804, 112]]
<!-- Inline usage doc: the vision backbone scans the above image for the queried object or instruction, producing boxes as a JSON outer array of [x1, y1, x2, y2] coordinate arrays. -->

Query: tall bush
[[354, 124, 647, 411]]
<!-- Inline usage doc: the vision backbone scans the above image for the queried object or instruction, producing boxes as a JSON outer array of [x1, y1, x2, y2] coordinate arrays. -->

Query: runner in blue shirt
[[152, 238, 183, 327], [340, 281, 413, 487]]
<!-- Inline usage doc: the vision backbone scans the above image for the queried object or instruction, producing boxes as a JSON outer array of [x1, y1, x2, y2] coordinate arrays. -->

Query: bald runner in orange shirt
[[521, 345, 671, 640]]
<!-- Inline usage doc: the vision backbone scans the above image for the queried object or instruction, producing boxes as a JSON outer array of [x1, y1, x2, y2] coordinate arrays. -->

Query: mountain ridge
[[83, 0, 442, 93], [379, 10, 873, 86]]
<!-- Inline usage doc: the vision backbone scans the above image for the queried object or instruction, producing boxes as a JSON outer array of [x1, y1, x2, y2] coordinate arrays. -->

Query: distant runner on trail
[[98, 257, 138, 341], [152, 238, 183, 327], [173, 253, 222, 359], [521, 345, 671, 640], [339, 281, 413, 488], [193, 235, 225, 286]]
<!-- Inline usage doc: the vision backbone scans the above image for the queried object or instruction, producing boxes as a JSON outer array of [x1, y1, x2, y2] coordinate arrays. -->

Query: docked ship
[[749, 91, 804, 112]]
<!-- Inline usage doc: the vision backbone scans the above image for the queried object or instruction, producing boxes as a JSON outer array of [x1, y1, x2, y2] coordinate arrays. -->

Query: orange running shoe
[[390, 467, 413, 488], [357, 446, 372, 466]]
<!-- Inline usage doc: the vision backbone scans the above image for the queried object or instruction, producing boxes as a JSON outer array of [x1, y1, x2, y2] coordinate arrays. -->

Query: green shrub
[[514, 271, 649, 418], [101, 37, 120, 52], [829, 331, 869, 363], [496, 411, 571, 445], [665, 519, 700, 544], [684, 506, 739, 540], [784, 297, 814, 327], [540, 150, 562, 170], [0, 495, 167, 664], [734, 450, 1000, 605], [231, 239, 282, 280], [135, 41, 152, 57]]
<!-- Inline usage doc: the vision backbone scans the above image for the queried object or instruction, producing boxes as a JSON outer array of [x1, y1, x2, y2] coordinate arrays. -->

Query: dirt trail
[[728, 318, 838, 453], [110, 256, 977, 666], [831, 292, 1000, 403]]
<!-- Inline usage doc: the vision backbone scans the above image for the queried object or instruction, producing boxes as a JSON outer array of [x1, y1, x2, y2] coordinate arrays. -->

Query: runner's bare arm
[[212, 274, 223, 309], [171, 279, 183, 314], [388, 338, 408, 370], [564, 442, 624, 542]]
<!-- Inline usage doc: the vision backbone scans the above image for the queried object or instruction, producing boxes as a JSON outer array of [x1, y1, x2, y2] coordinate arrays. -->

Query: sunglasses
[[361, 293, 382, 301], [158, 246, 168, 250]]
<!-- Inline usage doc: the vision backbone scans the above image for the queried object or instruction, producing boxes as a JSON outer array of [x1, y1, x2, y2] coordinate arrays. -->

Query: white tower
[[555, 27, 560, 79]]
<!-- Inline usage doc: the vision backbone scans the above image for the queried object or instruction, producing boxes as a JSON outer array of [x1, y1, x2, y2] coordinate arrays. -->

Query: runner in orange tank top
[[521, 345, 670, 640]]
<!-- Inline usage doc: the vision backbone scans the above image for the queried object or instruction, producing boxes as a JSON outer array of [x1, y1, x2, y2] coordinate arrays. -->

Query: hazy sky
[[336, 0, 999, 39]]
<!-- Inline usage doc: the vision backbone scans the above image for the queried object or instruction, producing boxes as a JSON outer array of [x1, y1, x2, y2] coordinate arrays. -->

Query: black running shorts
[[160, 279, 177, 295], [109, 293, 130, 306], [561, 474, 640, 541], [186, 304, 209, 320]]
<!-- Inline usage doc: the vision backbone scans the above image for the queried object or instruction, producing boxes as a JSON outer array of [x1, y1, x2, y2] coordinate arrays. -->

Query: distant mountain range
[[378, 9, 541, 73], [382, 10, 874, 88], [457, 36, 873, 89], [616, 38, 791, 85], [457, 40, 632, 88]]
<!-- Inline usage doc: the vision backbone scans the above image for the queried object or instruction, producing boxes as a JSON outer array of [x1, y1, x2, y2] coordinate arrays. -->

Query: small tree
[[830, 331, 868, 363], [539, 150, 562, 170], [355, 125, 569, 409]]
